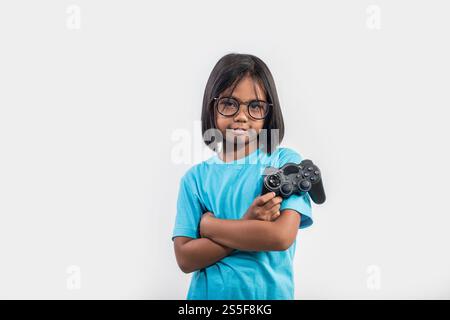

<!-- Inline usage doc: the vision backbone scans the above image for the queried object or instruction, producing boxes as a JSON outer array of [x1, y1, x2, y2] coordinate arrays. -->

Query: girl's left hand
[[199, 211, 215, 238], [203, 211, 214, 218]]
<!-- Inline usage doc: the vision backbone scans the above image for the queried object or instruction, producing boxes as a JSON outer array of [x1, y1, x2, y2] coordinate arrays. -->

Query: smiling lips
[[229, 128, 249, 136]]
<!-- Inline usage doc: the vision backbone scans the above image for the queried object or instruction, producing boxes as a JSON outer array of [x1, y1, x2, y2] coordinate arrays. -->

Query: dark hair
[[201, 53, 285, 154]]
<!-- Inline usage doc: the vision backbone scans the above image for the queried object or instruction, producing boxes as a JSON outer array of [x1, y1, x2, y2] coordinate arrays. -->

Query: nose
[[233, 104, 249, 122]]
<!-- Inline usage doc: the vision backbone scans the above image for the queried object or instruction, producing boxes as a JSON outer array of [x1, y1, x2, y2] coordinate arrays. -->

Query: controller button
[[307, 167, 314, 171], [299, 180, 311, 191], [304, 172, 310, 177], [310, 176, 317, 182], [280, 183, 293, 195], [314, 170, 320, 175]]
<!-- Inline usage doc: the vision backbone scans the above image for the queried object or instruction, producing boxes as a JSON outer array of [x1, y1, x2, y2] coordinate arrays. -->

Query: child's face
[[215, 75, 266, 148]]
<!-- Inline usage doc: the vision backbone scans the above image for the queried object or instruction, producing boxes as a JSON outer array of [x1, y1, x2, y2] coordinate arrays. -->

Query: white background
[[0, 0, 449, 299]]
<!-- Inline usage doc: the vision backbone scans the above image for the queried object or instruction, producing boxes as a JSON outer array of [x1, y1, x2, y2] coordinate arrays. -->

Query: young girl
[[172, 53, 313, 300]]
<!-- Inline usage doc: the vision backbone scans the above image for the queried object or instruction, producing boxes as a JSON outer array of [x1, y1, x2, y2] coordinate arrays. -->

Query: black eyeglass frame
[[212, 96, 273, 120]]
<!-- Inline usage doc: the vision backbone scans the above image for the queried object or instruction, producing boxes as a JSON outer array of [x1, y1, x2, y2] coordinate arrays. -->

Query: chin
[[224, 136, 249, 145]]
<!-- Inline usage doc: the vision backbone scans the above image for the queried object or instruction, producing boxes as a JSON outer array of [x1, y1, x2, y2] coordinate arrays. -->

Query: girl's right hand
[[243, 192, 283, 222]]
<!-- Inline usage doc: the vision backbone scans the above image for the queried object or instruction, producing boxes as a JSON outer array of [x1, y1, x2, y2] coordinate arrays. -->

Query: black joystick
[[261, 159, 326, 204]]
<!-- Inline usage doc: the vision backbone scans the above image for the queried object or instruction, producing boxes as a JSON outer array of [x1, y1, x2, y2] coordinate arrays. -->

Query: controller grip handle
[[308, 178, 326, 204]]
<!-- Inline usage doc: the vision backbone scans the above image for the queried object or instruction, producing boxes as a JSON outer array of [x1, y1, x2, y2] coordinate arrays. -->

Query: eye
[[248, 101, 268, 119], [223, 100, 235, 107], [249, 101, 263, 110], [217, 98, 239, 116]]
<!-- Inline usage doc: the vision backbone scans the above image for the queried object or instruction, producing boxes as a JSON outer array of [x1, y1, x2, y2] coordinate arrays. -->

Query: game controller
[[261, 159, 326, 204]]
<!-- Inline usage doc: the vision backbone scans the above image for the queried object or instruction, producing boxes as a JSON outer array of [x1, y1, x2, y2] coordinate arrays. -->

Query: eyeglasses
[[213, 96, 272, 120]]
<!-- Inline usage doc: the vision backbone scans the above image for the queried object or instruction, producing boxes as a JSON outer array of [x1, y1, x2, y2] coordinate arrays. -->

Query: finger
[[269, 204, 281, 215], [256, 192, 276, 206], [263, 196, 283, 210], [259, 205, 280, 222], [271, 211, 281, 221]]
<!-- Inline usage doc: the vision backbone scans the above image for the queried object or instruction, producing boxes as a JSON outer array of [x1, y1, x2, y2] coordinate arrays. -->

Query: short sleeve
[[277, 148, 314, 229], [171, 173, 204, 241]]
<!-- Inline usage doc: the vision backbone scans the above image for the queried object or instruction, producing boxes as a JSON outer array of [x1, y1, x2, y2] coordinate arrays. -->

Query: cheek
[[215, 116, 230, 132], [252, 120, 265, 132]]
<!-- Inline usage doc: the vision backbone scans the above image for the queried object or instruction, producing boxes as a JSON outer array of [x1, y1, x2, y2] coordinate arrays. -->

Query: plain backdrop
[[0, 0, 449, 299]]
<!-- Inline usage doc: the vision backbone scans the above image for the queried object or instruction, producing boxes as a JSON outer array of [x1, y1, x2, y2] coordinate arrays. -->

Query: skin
[[214, 74, 266, 163], [173, 74, 301, 274]]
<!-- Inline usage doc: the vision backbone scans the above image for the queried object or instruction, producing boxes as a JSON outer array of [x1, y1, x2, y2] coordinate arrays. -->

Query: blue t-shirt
[[172, 147, 313, 300]]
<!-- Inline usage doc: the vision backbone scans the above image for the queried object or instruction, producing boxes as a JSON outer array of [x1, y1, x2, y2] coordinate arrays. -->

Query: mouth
[[227, 127, 249, 136]]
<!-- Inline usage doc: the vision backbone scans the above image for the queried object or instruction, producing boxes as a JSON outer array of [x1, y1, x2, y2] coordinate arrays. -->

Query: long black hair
[[201, 53, 285, 154]]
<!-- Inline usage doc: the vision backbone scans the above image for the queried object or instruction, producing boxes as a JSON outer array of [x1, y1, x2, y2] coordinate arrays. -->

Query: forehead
[[221, 75, 266, 100]]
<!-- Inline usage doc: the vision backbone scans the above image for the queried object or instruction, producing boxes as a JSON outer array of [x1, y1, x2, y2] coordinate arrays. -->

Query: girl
[[172, 53, 313, 300]]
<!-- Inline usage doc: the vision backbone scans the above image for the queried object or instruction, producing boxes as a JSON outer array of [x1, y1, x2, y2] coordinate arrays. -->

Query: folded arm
[[173, 236, 235, 274], [173, 208, 301, 273], [200, 209, 301, 251]]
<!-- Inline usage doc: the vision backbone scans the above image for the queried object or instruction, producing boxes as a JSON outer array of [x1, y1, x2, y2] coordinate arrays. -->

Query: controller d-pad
[[268, 175, 281, 188]]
